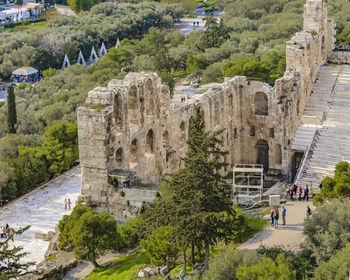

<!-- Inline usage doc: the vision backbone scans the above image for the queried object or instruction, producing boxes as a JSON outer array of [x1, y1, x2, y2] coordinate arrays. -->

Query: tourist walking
[[298, 186, 302, 201], [282, 206, 286, 225], [293, 184, 298, 199], [67, 198, 71, 210], [303, 185, 309, 201], [64, 198, 67, 210], [307, 206, 312, 216], [273, 208, 279, 229], [289, 185, 294, 200], [271, 209, 274, 226]]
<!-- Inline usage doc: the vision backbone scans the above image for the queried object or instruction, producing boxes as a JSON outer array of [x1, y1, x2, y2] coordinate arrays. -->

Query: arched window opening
[[163, 130, 169, 146], [256, 139, 269, 172], [116, 148, 123, 167], [215, 100, 220, 126], [275, 144, 282, 165], [145, 79, 154, 116], [114, 94, 123, 130], [250, 126, 255, 137], [146, 129, 154, 154], [130, 139, 138, 163], [254, 92, 268, 116], [128, 86, 138, 126], [139, 86, 145, 124], [180, 121, 186, 141]]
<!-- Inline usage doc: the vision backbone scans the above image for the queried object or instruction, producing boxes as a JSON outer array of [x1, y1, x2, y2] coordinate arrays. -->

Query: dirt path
[[239, 200, 315, 252]]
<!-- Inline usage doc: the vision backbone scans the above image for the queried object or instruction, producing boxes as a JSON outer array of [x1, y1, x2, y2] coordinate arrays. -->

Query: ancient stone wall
[[328, 50, 350, 64], [77, 0, 335, 221]]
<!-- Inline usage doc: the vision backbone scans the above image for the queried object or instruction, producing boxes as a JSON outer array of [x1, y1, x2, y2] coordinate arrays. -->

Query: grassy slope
[[85, 250, 150, 280], [84, 214, 269, 279], [8, 21, 47, 32]]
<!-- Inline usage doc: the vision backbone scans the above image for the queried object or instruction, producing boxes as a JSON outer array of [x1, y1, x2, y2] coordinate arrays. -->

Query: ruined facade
[[77, 0, 336, 220]]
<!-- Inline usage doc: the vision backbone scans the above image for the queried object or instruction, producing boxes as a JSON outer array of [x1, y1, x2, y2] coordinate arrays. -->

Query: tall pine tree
[[6, 84, 17, 134], [0, 226, 35, 279], [143, 106, 245, 270]]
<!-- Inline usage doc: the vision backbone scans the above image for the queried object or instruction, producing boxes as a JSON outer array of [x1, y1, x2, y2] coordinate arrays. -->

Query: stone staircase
[[293, 65, 350, 189]]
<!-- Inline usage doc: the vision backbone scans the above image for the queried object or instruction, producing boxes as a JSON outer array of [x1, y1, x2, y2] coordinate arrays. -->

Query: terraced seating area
[[293, 65, 350, 189]]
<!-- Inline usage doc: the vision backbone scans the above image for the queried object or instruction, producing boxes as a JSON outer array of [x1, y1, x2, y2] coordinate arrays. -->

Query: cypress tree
[[6, 84, 17, 134], [143, 106, 245, 271]]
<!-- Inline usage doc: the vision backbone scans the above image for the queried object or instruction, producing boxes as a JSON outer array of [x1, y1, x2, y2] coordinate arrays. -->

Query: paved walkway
[[0, 167, 81, 266], [179, 8, 223, 34], [239, 200, 315, 252]]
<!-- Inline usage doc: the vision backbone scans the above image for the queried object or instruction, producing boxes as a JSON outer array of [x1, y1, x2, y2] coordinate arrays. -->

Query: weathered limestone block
[[269, 195, 281, 206], [328, 51, 350, 64]]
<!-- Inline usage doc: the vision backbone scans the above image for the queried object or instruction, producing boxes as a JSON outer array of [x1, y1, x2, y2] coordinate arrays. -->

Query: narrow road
[[239, 200, 315, 252], [0, 167, 81, 265]]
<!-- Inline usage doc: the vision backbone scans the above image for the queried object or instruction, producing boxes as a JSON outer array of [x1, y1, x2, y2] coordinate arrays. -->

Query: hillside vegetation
[[1, 0, 350, 204]]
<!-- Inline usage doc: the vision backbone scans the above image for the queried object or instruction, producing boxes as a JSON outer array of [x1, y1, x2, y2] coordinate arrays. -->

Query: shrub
[[202, 249, 259, 280], [313, 242, 350, 280], [302, 200, 350, 265]]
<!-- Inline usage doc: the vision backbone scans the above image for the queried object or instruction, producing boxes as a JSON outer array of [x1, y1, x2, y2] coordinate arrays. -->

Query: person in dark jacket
[[304, 185, 309, 201], [307, 206, 312, 216], [273, 208, 279, 229], [271, 210, 274, 226]]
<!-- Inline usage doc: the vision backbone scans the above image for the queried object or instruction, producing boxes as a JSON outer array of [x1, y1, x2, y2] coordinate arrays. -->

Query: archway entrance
[[256, 140, 269, 173]]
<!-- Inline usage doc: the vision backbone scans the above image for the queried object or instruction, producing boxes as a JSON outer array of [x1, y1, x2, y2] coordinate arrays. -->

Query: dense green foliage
[[0, 226, 35, 279], [302, 199, 350, 266], [314, 161, 350, 203], [0, 2, 183, 79], [58, 204, 118, 267], [142, 107, 246, 270], [0, 121, 78, 203], [141, 225, 178, 266], [236, 254, 296, 280], [201, 249, 258, 280], [313, 242, 350, 280], [6, 85, 16, 134]]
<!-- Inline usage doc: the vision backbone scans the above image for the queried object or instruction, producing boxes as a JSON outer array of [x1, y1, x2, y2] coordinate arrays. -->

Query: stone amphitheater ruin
[[77, 0, 350, 221]]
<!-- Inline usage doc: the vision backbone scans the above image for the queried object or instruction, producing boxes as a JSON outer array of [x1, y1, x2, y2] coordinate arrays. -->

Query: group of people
[[0, 223, 9, 238], [271, 205, 312, 229], [288, 184, 310, 201], [271, 206, 286, 229], [64, 197, 72, 210]]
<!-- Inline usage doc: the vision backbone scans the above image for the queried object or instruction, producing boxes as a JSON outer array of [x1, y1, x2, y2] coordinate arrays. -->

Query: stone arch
[[116, 148, 123, 167], [228, 94, 233, 116], [128, 86, 138, 126], [275, 144, 282, 165], [146, 129, 154, 154], [160, 87, 168, 116], [180, 121, 186, 141], [145, 79, 154, 116], [114, 94, 123, 130], [254, 92, 268, 116], [214, 100, 220, 126], [139, 86, 145, 124], [163, 130, 169, 146], [321, 35, 326, 57], [256, 139, 269, 172], [130, 139, 138, 163]]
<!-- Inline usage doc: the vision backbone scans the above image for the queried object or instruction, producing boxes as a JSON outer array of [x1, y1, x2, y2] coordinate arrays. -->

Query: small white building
[[0, 7, 30, 22]]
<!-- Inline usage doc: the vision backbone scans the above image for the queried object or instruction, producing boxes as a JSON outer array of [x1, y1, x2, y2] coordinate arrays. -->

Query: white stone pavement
[[0, 167, 81, 266], [179, 9, 223, 34]]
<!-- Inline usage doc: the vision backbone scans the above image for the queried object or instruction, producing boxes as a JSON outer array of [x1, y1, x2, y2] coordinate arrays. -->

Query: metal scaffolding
[[233, 164, 264, 205]]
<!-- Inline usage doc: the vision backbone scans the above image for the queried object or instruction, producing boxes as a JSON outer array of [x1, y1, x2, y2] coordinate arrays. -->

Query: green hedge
[[4, 18, 46, 29]]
